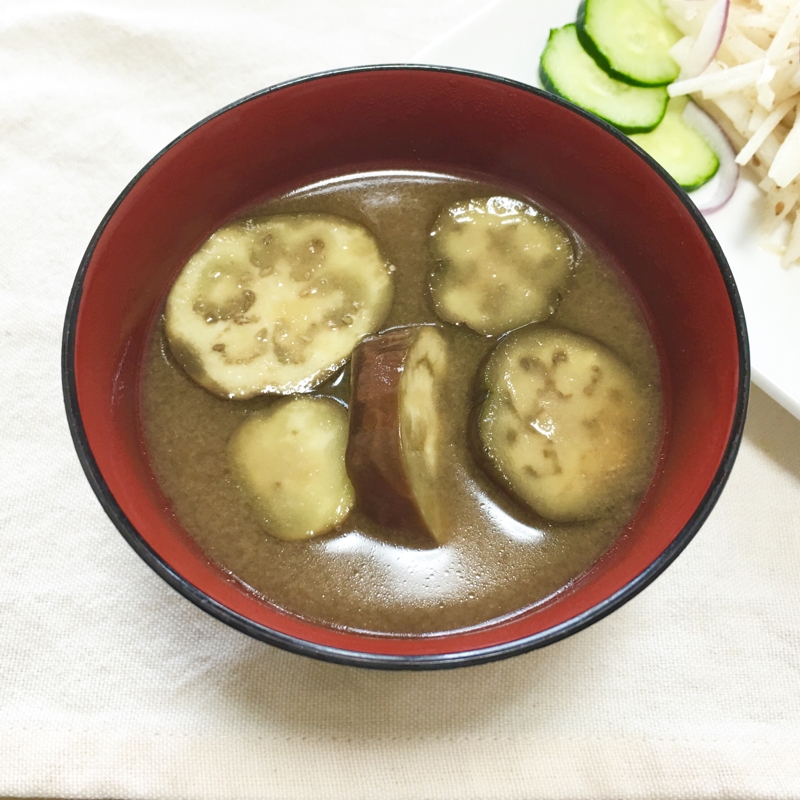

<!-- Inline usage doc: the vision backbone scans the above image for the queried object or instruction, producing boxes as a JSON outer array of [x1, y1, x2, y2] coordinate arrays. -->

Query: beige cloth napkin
[[2, 0, 800, 797]]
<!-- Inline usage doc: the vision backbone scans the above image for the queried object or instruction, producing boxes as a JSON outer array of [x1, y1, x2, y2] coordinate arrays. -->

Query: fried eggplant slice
[[166, 213, 394, 399], [428, 196, 574, 337], [346, 325, 450, 543], [229, 396, 354, 541], [477, 326, 656, 521]]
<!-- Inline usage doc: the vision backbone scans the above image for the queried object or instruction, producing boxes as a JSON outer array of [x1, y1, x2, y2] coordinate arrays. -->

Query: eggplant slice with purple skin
[[346, 325, 451, 544], [477, 325, 658, 522]]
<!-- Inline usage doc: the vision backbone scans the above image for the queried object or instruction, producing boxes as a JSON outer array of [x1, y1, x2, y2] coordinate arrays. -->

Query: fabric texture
[[1, 1, 800, 797]]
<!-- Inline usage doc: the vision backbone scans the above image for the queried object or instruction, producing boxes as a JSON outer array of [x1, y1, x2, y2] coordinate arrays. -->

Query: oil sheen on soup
[[140, 170, 663, 635]]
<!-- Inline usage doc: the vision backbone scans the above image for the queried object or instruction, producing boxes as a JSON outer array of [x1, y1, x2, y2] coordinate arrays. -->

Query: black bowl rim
[[62, 63, 750, 670]]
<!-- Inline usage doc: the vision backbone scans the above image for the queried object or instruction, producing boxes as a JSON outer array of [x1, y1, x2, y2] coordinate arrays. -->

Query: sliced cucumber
[[540, 24, 668, 134], [629, 99, 719, 191], [576, 0, 681, 87]]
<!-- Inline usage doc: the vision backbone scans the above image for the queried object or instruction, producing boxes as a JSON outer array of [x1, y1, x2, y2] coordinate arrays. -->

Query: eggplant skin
[[346, 327, 429, 533]]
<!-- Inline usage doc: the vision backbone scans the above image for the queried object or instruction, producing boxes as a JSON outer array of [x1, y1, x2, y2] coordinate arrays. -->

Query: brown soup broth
[[139, 170, 663, 635]]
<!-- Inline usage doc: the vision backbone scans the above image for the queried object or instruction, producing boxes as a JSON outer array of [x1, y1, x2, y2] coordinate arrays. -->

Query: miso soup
[[140, 170, 663, 635]]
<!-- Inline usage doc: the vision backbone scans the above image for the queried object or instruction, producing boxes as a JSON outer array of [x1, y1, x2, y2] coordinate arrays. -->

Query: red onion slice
[[683, 100, 739, 212], [680, 0, 729, 78]]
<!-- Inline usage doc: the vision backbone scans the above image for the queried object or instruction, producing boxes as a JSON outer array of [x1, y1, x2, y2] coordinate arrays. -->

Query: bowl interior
[[66, 67, 746, 666]]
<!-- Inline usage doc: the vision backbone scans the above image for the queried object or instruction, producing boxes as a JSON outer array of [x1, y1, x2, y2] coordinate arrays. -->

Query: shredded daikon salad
[[665, 0, 800, 267]]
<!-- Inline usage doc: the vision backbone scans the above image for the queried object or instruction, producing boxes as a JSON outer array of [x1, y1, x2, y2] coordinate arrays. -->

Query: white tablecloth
[[2, 1, 799, 797]]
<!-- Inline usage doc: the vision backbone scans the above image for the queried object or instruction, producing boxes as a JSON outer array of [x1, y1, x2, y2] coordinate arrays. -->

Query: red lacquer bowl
[[63, 66, 748, 669]]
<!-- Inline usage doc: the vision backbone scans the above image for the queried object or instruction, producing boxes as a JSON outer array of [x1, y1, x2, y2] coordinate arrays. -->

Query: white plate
[[415, 0, 800, 420]]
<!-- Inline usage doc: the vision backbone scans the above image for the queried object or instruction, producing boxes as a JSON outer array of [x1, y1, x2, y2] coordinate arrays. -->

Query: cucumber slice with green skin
[[577, 0, 681, 87], [540, 24, 668, 134], [629, 99, 720, 191]]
